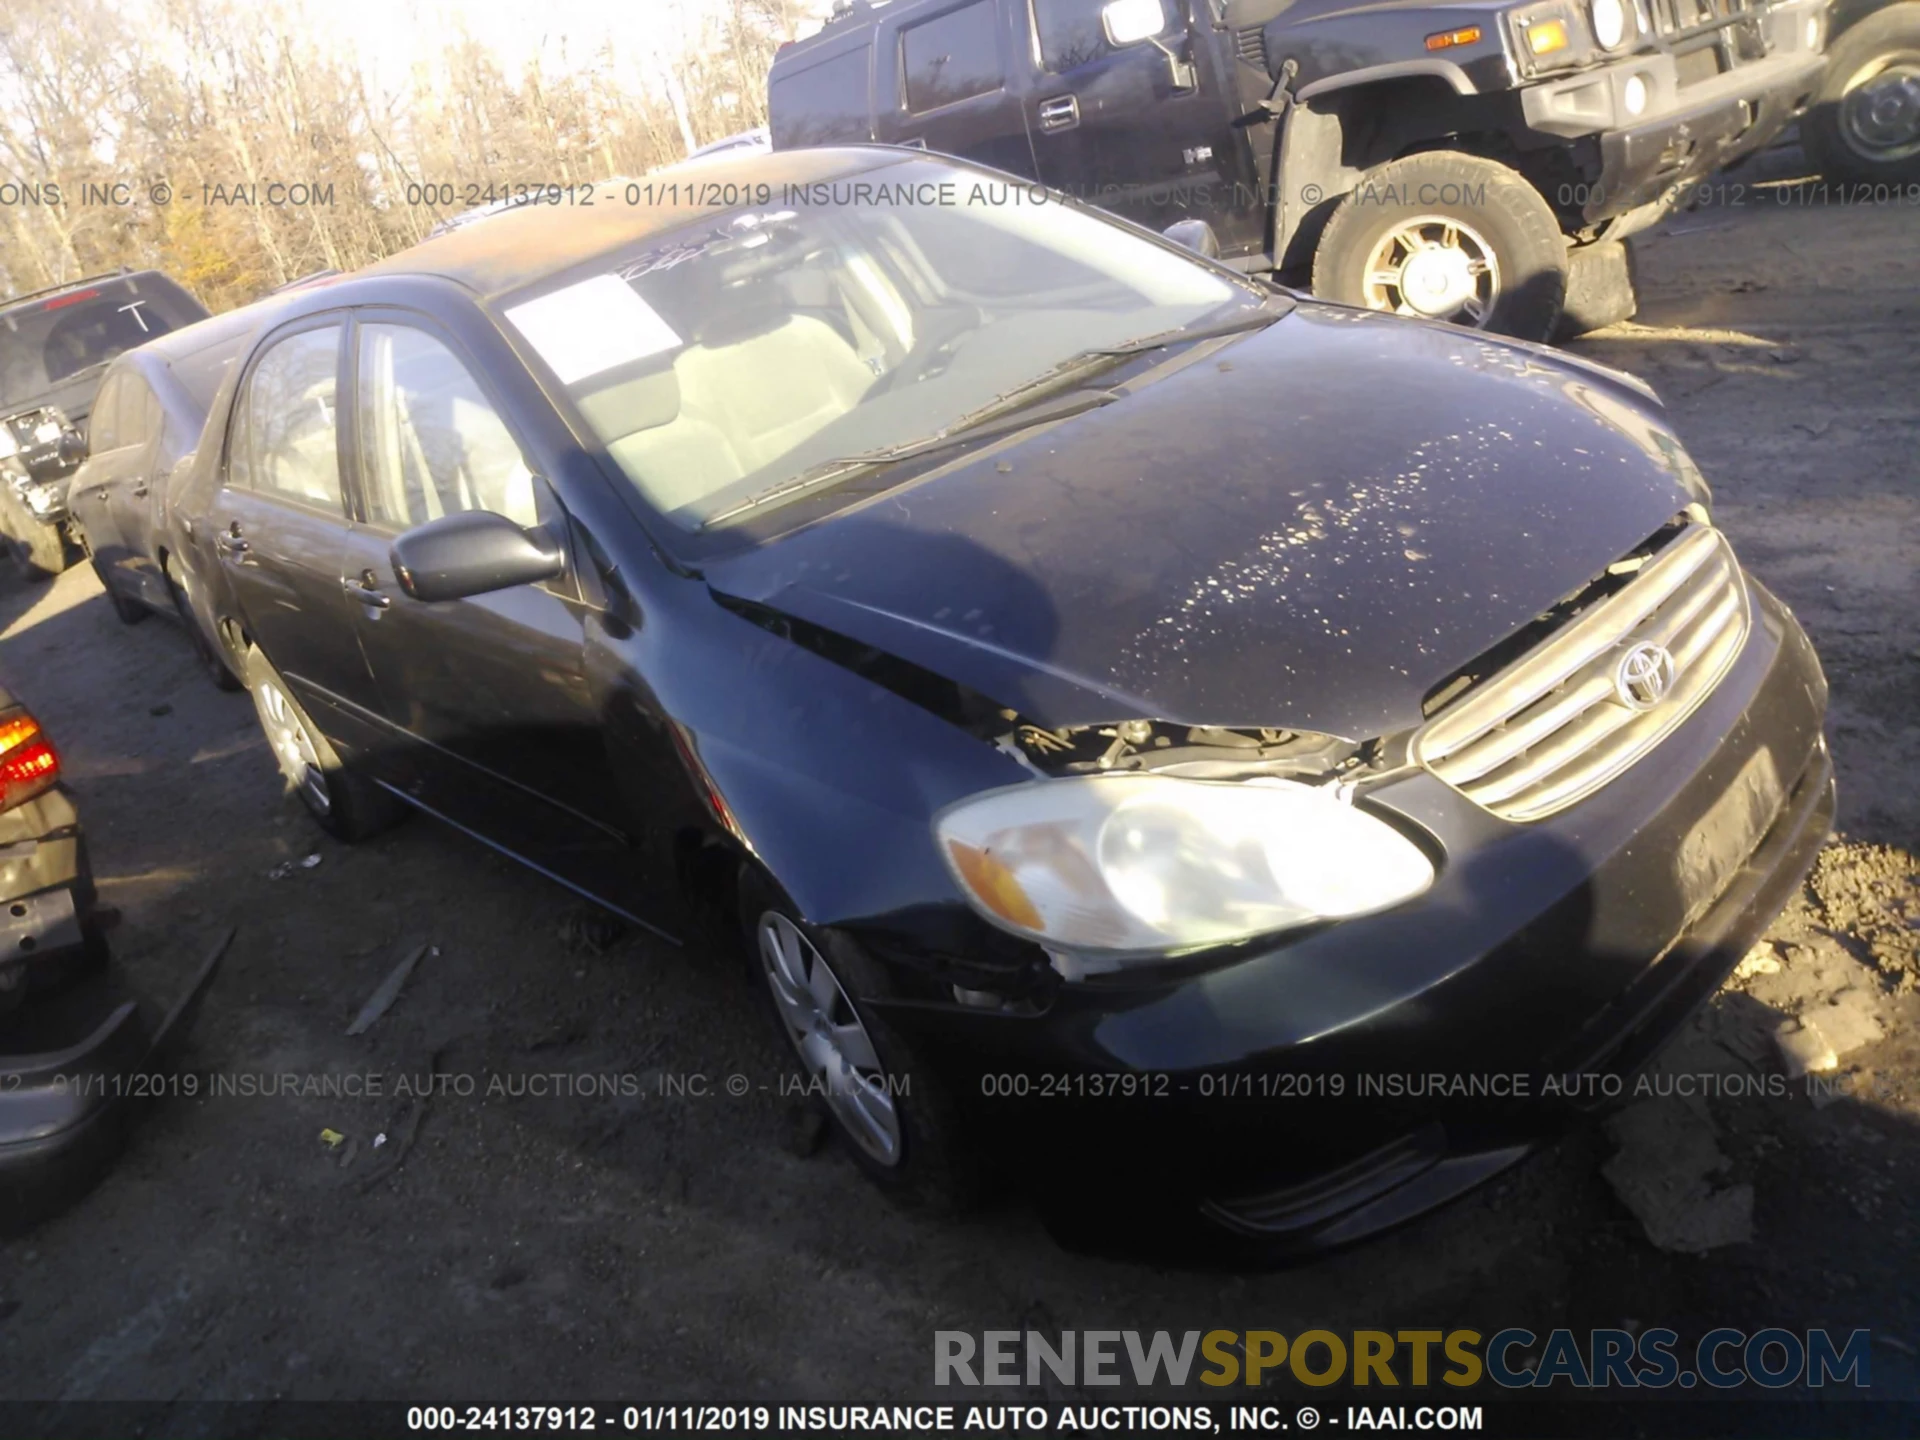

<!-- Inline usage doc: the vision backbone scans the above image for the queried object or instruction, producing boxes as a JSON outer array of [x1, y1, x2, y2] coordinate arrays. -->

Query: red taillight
[[41, 287, 101, 311], [0, 710, 59, 812]]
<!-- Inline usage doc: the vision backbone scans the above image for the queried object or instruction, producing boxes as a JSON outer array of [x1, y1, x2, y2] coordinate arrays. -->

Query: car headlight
[[935, 774, 1434, 965], [1591, 0, 1630, 49]]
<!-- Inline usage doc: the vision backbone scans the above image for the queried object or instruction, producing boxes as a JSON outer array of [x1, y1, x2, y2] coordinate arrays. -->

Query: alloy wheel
[[253, 673, 331, 816], [1360, 216, 1503, 326], [756, 912, 902, 1166]]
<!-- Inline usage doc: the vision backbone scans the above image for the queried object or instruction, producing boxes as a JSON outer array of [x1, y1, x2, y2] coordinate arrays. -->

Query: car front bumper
[[1522, 3, 1829, 230], [881, 577, 1831, 1255]]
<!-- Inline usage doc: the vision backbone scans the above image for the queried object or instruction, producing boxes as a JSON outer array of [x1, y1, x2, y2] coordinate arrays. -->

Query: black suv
[[769, 0, 1830, 340], [0, 269, 209, 578]]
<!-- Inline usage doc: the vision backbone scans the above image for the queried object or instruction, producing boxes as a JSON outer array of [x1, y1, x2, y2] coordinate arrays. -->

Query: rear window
[[170, 335, 249, 416], [0, 275, 208, 412], [903, 1, 1003, 112], [769, 48, 874, 148]]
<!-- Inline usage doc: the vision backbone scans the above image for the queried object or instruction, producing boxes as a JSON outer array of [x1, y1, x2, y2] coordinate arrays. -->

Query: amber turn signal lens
[[1425, 26, 1483, 50], [1527, 19, 1570, 53], [946, 840, 1044, 931]]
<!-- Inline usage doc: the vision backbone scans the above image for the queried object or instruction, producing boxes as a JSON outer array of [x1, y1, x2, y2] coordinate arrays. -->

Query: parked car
[[66, 303, 285, 689], [687, 126, 773, 160], [170, 145, 1831, 1253], [769, 0, 1831, 341], [0, 270, 210, 578], [1803, 0, 1920, 181], [0, 684, 226, 1228]]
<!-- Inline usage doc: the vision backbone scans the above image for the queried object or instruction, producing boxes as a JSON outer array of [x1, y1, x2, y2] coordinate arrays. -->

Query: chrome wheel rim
[[254, 674, 330, 815], [1361, 215, 1502, 326], [757, 913, 901, 1166], [1840, 59, 1920, 162]]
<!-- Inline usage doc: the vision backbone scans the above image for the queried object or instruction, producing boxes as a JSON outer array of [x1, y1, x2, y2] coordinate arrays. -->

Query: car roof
[[357, 147, 904, 303]]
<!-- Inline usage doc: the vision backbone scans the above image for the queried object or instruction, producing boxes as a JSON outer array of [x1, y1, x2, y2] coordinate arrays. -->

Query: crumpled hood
[[703, 303, 1699, 740]]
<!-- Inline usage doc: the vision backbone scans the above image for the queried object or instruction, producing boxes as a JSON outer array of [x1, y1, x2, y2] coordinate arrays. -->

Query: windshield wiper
[[1095, 298, 1295, 357], [700, 300, 1292, 529], [701, 386, 1120, 528]]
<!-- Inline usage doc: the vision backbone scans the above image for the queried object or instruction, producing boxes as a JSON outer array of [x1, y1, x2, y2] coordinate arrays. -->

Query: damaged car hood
[[702, 303, 1700, 740]]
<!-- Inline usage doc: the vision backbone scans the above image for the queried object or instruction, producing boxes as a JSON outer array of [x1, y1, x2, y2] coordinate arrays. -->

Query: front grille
[[1648, 0, 1756, 41], [1414, 524, 1751, 823]]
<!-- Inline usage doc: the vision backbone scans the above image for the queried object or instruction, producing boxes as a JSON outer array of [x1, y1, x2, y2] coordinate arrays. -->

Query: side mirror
[[390, 510, 564, 603], [1163, 219, 1221, 259], [1102, 0, 1168, 46]]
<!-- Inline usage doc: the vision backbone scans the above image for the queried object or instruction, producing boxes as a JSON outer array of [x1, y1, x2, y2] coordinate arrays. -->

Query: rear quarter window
[[769, 48, 874, 147]]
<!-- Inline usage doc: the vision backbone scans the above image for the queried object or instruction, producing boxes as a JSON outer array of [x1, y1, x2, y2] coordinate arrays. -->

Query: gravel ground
[[0, 147, 1916, 1420]]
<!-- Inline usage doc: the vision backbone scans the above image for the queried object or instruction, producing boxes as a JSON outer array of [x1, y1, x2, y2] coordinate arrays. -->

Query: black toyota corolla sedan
[[169, 146, 1832, 1255]]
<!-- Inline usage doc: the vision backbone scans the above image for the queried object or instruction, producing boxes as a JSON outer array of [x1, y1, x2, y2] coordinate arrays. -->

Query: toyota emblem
[[1614, 642, 1678, 711]]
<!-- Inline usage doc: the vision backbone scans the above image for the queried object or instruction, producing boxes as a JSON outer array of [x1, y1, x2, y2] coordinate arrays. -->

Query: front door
[[1022, 0, 1267, 258], [210, 318, 386, 752], [338, 315, 636, 907]]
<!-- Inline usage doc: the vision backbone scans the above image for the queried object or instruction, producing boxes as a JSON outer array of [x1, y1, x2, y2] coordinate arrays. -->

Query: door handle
[[131, 482, 149, 498], [342, 574, 391, 609], [217, 534, 250, 556], [1038, 95, 1080, 132]]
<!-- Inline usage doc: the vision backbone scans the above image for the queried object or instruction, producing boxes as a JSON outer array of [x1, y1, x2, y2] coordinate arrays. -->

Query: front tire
[[739, 867, 982, 1211], [245, 645, 405, 841], [90, 557, 149, 625], [0, 486, 72, 580], [1804, 6, 1920, 186], [1312, 152, 1569, 341], [167, 556, 242, 691]]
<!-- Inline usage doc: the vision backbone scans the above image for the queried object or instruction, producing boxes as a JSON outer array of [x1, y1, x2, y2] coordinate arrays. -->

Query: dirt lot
[[1, 147, 1917, 1421]]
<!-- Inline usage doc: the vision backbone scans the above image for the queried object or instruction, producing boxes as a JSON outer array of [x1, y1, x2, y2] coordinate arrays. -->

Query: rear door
[[337, 313, 635, 901], [209, 318, 387, 752], [875, 0, 1039, 178], [101, 375, 171, 607], [70, 369, 136, 568], [1021, 0, 1266, 256]]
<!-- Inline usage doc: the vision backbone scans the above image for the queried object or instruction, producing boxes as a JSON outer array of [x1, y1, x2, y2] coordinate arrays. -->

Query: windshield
[[0, 275, 207, 412], [499, 160, 1258, 533]]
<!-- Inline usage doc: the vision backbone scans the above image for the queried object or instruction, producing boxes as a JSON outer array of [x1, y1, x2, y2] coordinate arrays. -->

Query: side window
[[88, 374, 122, 451], [768, 49, 873, 147], [903, 1, 1003, 112], [356, 324, 539, 532], [1033, 0, 1116, 73], [238, 325, 344, 511]]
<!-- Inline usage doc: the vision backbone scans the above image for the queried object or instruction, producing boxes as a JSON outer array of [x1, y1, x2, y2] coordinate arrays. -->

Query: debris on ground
[[1602, 1101, 1754, 1254], [1773, 1019, 1839, 1078], [319, 1128, 345, 1150], [557, 905, 629, 956], [1807, 842, 1920, 985], [267, 853, 324, 880], [346, 941, 434, 1036]]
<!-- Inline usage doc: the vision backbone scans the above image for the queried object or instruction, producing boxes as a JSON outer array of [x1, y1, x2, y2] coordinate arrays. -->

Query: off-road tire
[[244, 645, 407, 842], [1803, 6, 1920, 186], [1313, 152, 1569, 342], [1555, 237, 1640, 342], [737, 865, 984, 1214]]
